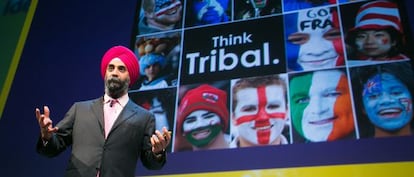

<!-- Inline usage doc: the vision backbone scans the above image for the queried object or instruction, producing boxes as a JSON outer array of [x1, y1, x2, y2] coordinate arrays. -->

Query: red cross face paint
[[233, 85, 287, 145]]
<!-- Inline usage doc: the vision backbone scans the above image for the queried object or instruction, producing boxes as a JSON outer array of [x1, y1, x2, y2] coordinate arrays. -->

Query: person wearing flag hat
[[231, 75, 289, 147], [175, 84, 230, 151], [345, 0, 410, 65], [350, 61, 414, 138], [35, 45, 171, 177], [289, 69, 355, 143]]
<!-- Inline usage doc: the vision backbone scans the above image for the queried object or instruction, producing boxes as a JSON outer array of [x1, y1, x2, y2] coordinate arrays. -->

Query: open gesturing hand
[[35, 106, 58, 140], [150, 127, 171, 155]]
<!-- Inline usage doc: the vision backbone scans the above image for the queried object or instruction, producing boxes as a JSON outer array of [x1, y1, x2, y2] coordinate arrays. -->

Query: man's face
[[290, 70, 354, 142], [152, 0, 182, 25], [363, 73, 413, 131], [192, 0, 228, 24], [182, 110, 222, 147], [288, 7, 342, 70], [105, 58, 130, 98], [233, 85, 287, 145], [355, 30, 395, 59]]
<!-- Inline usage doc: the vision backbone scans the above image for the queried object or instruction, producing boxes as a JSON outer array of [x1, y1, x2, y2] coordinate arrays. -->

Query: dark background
[[1, 0, 414, 176]]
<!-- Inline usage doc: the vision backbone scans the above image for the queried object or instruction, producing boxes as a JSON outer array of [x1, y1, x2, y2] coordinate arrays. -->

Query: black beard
[[105, 77, 129, 99]]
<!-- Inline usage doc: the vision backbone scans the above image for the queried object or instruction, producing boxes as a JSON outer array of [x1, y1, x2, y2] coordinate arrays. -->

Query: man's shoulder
[[127, 100, 152, 115], [72, 97, 102, 107], [76, 97, 101, 103]]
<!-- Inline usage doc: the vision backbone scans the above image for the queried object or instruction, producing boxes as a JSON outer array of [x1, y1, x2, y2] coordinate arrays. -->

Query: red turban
[[101, 46, 140, 87]]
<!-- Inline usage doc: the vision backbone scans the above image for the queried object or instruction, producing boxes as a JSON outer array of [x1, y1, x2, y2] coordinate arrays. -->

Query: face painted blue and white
[[191, 0, 229, 25], [363, 73, 413, 131]]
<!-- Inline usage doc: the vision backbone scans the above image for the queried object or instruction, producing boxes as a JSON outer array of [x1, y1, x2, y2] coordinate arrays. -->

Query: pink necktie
[[104, 99, 118, 138]]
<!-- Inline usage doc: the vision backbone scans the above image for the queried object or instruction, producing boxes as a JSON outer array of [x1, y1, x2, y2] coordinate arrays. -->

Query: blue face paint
[[192, 0, 229, 25], [284, 12, 302, 71], [363, 74, 382, 96], [362, 73, 413, 131]]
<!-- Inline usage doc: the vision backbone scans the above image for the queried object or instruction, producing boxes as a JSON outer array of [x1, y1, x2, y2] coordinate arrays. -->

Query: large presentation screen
[[130, 0, 414, 176]]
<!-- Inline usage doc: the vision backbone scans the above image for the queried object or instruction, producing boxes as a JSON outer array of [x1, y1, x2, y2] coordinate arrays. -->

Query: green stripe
[[289, 72, 313, 139]]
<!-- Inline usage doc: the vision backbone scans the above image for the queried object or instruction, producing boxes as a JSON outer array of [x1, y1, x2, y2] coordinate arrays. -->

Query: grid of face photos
[[128, 0, 414, 153]]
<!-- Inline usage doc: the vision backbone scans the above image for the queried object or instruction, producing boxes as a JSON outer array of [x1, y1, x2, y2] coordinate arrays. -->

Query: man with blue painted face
[[187, 0, 230, 26], [138, 0, 183, 35], [351, 62, 414, 138]]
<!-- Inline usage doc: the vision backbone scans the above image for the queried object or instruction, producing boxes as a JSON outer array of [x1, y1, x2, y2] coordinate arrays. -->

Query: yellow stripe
[[0, 0, 38, 119], [143, 161, 414, 177]]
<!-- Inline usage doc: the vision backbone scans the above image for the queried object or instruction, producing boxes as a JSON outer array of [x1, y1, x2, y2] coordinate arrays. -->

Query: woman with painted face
[[175, 84, 230, 151], [284, 6, 344, 71], [231, 75, 289, 147], [289, 69, 355, 143], [350, 61, 414, 138], [345, 0, 410, 66]]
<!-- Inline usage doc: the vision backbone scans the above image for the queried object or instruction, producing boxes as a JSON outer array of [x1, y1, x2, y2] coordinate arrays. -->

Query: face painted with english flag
[[284, 6, 344, 71], [233, 85, 287, 145], [289, 69, 354, 142]]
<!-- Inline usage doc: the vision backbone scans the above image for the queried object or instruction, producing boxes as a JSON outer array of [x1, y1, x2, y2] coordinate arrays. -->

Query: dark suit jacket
[[36, 97, 166, 177]]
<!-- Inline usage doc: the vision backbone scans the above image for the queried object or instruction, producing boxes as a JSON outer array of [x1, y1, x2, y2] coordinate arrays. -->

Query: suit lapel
[[110, 100, 136, 134], [91, 97, 105, 136]]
